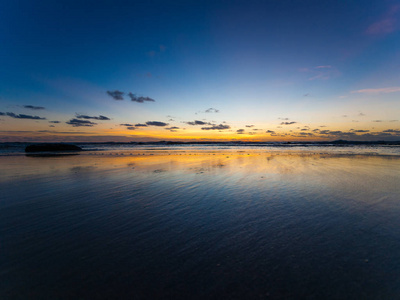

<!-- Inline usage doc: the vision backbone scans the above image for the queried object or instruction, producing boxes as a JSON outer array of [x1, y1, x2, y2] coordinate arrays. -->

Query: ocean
[[1, 143, 400, 299]]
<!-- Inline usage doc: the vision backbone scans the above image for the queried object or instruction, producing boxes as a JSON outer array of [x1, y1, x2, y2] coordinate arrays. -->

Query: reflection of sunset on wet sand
[[1, 150, 400, 298]]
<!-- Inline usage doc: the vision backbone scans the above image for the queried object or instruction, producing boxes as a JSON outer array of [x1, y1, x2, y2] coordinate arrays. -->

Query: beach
[[1, 147, 400, 299]]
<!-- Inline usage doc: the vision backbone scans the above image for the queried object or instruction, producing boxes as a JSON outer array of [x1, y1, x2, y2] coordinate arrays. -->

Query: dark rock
[[25, 143, 82, 152]]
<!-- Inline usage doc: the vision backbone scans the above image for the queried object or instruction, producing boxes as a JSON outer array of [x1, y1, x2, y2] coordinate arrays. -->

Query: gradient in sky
[[1, 0, 400, 142]]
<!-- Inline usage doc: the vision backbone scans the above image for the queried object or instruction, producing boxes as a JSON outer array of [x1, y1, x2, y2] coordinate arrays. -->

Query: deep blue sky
[[1, 0, 399, 142]]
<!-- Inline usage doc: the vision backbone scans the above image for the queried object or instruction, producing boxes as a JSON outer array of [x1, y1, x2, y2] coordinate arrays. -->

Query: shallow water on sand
[[1, 151, 400, 299]]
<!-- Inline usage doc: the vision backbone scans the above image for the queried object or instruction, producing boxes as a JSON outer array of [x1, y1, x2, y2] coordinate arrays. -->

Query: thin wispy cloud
[[66, 119, 97, 127], [300, 65, 339, 81], [76, 114, 110, 120], [128, 93, 155, 103], [201, 124, 230, 130], [135, 123, 148, 127], [120, 123, 134, 126], [351, 87, 400, 94], [49, 121, 60, 123], [5, 112, 46, 120], [165, 126, 179, 132], [205, 108, 219, 113], [280, 121, 297, 125], [383, 129, 400, 133], [366, 5, 400, 35], [107, 90, 155, 102], [106, 90, 124, 100], [146, 121, 168, 127], [147, 45, 166, 57], [237, 129, 245, 134], [185, 120, 211, 125], [23, 105, 45, 110]]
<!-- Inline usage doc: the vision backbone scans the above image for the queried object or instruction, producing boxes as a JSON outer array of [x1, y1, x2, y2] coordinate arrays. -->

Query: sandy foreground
[[1, 151, 400, 299]]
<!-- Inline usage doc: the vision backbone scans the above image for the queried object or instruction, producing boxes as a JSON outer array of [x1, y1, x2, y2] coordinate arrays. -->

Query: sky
[[1, 0, 400, 142]]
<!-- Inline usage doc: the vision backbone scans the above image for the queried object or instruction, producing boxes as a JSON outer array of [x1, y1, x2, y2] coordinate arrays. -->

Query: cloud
[[165, 126, 180, 132], [6, 112, 46, 120], [280, 121, 297, 125], [245, 125, 254, 128], [120, 123, 134, 126], [147, 45, 166, 57], [383, 129, 400, 133], [0, 112, 5, 115], [76, 114, 110, 120], [66, 119, 97, 127], [366, 5, 400, 35], [300, 65, 339, 81], [128, 93, 155, 103], [358, 112, 366, 116], [266, 130, 275, 133], [303, 93, 310, 97], [201, 124, 230, 130], [205, 108, 219, 113], [304, 128, 400, 140], [136, 72, 152, 78], [237, 129, 245, 134], [278, 117, 289, 120], [135, 123, 148, 127], [49, 121, 60, 123], [351, 87, 400, 94], [106, 90, 124, 100], [185, 120, 211, 125], [372, 120, 382, 122], [126, 127, 136, 130], [23, 105, 45, 110], [146, 121, 168, 127]]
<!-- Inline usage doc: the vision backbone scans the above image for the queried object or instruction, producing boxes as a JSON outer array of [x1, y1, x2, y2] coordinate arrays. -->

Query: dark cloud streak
[[128, 93, 155, 103], [66, 119, 97, 127], [6, 112, 46, 120], [201, 124, 230, 130], [106, 90, 124, 100], [76, 114, 110, 120], [24, 105, 45, 110], [146, 121, 168, 127]]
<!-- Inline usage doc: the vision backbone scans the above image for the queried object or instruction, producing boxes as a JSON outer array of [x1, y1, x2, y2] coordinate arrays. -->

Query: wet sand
[[1, 151, 400, 299]]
